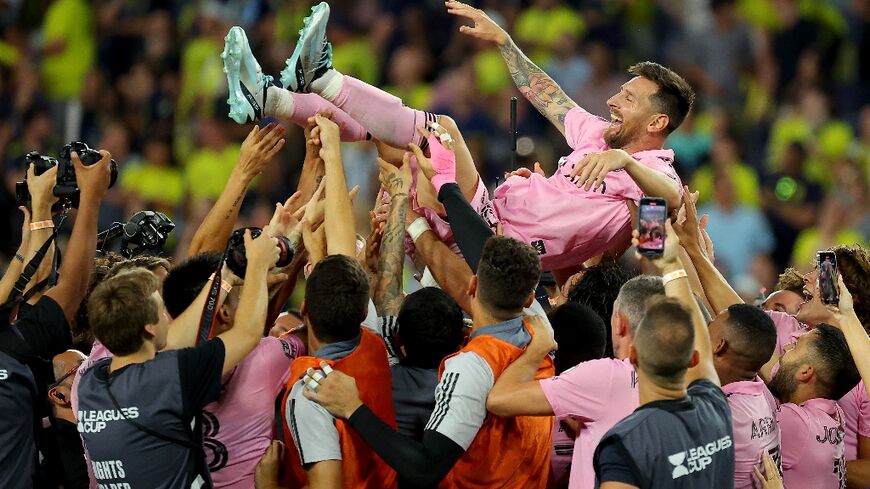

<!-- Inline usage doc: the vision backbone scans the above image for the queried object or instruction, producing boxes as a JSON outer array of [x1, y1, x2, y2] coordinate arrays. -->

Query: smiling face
[[604, 77, 663, 150], [795, 267, 836, 326], [762, 289, 804, 316]]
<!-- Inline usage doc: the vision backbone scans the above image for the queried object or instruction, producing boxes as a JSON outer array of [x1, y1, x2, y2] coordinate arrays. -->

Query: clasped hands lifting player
[[221, 0, 692, 274]]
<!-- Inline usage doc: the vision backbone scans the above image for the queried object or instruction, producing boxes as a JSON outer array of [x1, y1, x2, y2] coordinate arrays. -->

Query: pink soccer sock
[[329, 76, 431, 149], [267, 88, 368, 142], [287, 92, 368, 142]]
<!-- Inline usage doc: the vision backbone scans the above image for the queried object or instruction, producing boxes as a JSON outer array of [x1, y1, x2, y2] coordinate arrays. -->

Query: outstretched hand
[[409, 122, 457, 193], [268, 192, 303, 239], [445, 1, 509, 46], [302, 362, 364, 420], [568, 149, 632, 192], [73, 150, 114, 200], [632, 219, 681, 268], [237, 123, 286, 181], [377, 156, 412, 198], [505, 162, 545, 180]]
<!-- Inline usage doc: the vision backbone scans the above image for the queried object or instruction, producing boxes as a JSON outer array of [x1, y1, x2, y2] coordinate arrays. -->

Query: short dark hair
[[627, 62, 695, 134], [810, 323, 860, 400], [567, 261, 635, 357], [88, 269, 160, 356], [723, 304, 777, 372], [162, 252, 222, 318], [549, 303, 607, 374], [634, 297, 695, 381], [476, 236, 541, 317], [613, 275, 666, 334], [398, 288, 465, 369], [305, 255, 370, 343]]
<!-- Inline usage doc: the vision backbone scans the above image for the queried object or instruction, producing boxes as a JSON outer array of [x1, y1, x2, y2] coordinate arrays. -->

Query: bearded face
[[767, 358, 800, 402]]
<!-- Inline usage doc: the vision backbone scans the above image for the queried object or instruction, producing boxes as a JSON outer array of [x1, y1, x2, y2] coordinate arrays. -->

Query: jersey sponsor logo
[[667, 435, 733, 479], [77, 407, 139, 433], [0, 369, 7, 380], [751, 416, 776, 440], [202, 411, 229, 471], [531, 240, 547, 256]]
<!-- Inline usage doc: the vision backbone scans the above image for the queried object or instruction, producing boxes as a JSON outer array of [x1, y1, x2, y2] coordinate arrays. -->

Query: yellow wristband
[[662, 269, 688, 286], [30, 220, 54, 231], [209, 273, 233, 294]]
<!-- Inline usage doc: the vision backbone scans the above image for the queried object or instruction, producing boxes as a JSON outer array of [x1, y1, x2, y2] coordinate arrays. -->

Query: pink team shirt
[[538, 357, 639, 489], [765, 310, 808, 357], [778, 398, 847, 489], [205, 335, 303, 488], [839, 380, 870, 461], [493, 106, 681, 270], [722, 378, 781, 489], [551, 418, 575, 487]]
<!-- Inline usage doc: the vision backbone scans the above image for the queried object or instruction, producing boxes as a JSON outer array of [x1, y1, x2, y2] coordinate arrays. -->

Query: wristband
[[662, 269, 688, 286], [406, 217, 431, 244], [30, 220, 54, 231], [14, 253, 25, 263], [209, 273, 233, 294]]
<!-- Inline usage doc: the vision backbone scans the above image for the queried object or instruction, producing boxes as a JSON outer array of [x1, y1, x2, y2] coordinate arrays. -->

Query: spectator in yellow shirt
[[184, 118, 242, 202], [120, 136, 185, 216]]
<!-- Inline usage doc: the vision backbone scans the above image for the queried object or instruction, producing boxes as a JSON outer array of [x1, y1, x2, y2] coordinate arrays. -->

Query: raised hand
[[445, 1, 509, 46], [268, 191, 303, 239], [27, 162, 59, 211], [671, 185, 706, 255], [525, 314, 557, 357], [505, 162, 545, 180], [255, 440, 285, 489], [753, 450, 784, 489], [314, 114, 341, 159], [377, 156, 412, 198], [568, 149, 632, 192], [409, 122, 457, 193], [632, 220, 681, 268], [243, 227, 280, 271], [237, 123, 286, 181], [73, 150, 114, 200]]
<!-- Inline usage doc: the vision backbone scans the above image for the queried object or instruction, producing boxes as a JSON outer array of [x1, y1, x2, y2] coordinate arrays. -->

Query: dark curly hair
[[832, 245, 870, 329], [476, 236, 541, 318], [566, 261, 636, 357]]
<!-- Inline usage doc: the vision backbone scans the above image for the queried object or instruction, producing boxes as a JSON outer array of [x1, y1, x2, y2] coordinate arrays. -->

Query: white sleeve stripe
[[426, 372, 460, 431]]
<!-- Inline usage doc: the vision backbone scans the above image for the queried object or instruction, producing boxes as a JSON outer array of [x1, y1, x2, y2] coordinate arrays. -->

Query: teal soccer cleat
[[281, 2, 333, 93], [222, 26, 273, 124]]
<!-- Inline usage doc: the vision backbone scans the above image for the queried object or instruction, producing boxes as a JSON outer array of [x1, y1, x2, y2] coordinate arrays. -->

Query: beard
[[767, 360, 800, 402], [603, 121, 637, 149]]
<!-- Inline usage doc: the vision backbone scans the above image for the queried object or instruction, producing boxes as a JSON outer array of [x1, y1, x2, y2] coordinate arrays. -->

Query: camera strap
[[3, 210, 68, 317], [196, 248, 231, 345]]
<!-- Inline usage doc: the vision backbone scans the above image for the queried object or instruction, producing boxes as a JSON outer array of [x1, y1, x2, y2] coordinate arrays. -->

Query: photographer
[[77, 229, 279, 488], [0, 150, 113, 489]]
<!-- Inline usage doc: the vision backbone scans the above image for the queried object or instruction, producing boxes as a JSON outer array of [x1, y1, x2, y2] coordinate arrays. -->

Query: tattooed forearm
[[498, 38, 577, 131], [223, 192, 244, 221], [374, 193, 409, 317]]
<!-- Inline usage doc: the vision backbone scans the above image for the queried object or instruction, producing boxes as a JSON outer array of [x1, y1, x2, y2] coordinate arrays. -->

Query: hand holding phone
[[638, 197, 668, 257]]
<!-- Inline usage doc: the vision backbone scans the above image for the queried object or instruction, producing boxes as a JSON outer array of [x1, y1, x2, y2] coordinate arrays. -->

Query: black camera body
[[97, 211, 175, 258], [226, 227, 294, 278], [16, 142, 119, 209]]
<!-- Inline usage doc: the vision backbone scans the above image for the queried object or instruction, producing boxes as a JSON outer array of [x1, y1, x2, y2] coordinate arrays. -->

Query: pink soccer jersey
[[551, 417, 575, 487], [538, 357, 639, 489], [205, 335, 303, 488], [722, 378, 781, 489], [492, 106, 682, 270], [778, 398, 847, 489], [765, 310, 808, 357], [839, 380, 870, 461]]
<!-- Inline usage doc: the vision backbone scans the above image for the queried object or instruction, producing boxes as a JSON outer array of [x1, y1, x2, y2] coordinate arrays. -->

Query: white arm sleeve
[[425, 351, 494, 450]]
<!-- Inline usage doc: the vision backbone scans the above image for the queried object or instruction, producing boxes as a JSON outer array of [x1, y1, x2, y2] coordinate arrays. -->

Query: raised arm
[[315, 115, 356, 257], [672, 186, 742, 314], [45, 152, 113, 320], [643, 220, 719, 386], [446, 1, 577, 135], [373, 157, 411, 316], [188, 124, 285, 256], [837, 277, 870, 395]]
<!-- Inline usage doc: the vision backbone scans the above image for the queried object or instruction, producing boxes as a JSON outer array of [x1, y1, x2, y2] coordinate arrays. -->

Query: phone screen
[[817, 251, 839, 304], [638, 198, 667, 255]]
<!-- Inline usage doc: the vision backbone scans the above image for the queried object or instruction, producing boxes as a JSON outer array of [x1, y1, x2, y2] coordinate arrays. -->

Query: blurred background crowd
[[1, 0, 869, 300]]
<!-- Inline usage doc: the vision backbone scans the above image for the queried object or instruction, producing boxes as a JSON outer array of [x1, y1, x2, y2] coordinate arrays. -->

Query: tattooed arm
[[373, 156, 412, 316], [447, 1, 577, 135], [189, 124, 286, 256]]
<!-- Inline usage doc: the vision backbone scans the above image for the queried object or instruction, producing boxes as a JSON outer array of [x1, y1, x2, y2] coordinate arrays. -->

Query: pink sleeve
[[538, 359, 611, 421], [859, 382, 870, 438], [777, 404, 809, 470], [564, 107, 608, 150], [765, 311, 804, 356], [259, 336, 302, 396]]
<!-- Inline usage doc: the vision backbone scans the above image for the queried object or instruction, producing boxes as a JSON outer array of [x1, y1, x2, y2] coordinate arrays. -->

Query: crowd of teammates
[[1, 2, 870, 489]]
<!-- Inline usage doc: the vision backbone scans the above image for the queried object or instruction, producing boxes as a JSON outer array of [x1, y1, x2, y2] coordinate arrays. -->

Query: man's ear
[[219, 303, 232, 324], [48, 387, 69, 407], [614, 312, 628, 337], [143, 323, 157, 340], [688, 350, 700, 368], [713, 338, 727, 356], [628, 343, 639, 367], [647, 113, 669, 135], [467, 276, 478, 298], [796, 364, 814, 383]]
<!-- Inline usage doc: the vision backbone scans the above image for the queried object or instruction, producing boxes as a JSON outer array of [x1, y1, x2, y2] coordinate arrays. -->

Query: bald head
[[52, 350, 86, 382], [633, 298, 695, 384]]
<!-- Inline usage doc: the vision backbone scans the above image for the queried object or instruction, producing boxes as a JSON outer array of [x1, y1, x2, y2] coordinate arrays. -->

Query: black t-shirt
[[0, 296, 70, 489]]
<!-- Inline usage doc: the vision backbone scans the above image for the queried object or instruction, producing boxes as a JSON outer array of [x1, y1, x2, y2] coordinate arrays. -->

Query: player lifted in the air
[[221, 1, 691, 272]]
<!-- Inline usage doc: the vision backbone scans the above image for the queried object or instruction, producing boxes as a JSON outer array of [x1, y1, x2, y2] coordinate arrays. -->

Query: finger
[[582, 159, 604, 190], [496, 222, 504, 236], [26, 163, 35, 180], [754, 465, 765, 483], [243, 229, 253, 247], [70, 151, 84, 170], [284, 191, 303, 209], [18, 206, 31, 221], [408, 143, 426, 163], [348, 186, 360, 202], [319, 362, 334, 375], [699, 213, 709, 231], [533, 162, 544, 176], [264, 138, 286, 160], [591, 164, 608, 191], [415, 125, 432, 140], [570, 154, 592, 178]]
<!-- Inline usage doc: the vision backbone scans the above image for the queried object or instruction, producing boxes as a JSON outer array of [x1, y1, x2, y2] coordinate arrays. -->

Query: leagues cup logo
[[668, 452, 690, 479]]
